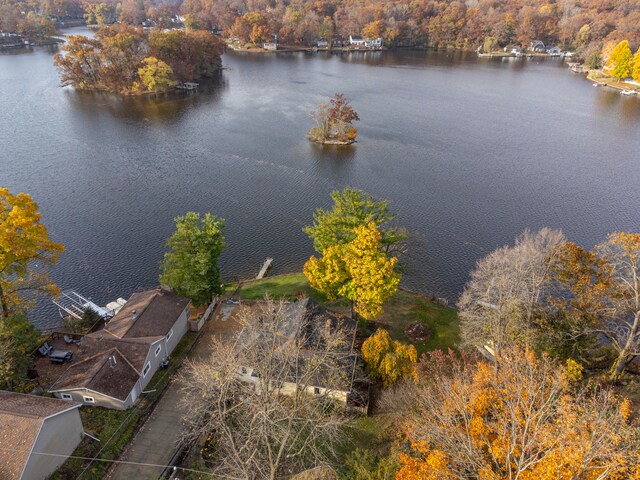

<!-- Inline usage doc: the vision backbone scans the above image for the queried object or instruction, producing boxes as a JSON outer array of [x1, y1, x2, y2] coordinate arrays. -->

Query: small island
[[54, 25, 224, 95], [308, 93, 359, 145]]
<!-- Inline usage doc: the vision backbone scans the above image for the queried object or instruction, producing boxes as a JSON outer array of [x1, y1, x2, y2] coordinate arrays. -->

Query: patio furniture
[[49, 349, 73, 365], [37, 342, 53, 357]]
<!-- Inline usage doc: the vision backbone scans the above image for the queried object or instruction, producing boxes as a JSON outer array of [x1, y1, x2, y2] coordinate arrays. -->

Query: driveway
[[108, 303, 240, 479]]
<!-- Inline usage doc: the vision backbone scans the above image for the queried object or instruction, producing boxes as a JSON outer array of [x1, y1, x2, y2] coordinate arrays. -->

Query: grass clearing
[[232, 273, 460, 355]]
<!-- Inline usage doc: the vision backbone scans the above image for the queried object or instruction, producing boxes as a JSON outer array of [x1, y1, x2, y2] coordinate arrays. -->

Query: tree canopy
[[361, 328, 417, 387], [390, 347, 640, 479], [0, 187, 63, 319], [303, 188, 406, 255], [605, 40, 633, 80], [54, 25, 224, 94], [304, 221, 400, 320], [159, 212, 226, 306]]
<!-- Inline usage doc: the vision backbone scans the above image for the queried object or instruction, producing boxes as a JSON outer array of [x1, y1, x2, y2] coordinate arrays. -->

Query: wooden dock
[[256, 258, 273, 279]]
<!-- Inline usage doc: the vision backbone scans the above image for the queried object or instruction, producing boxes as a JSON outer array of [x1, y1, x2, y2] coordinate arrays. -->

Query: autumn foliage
[[394, 347, 640, 479], [304, 221, 400, 320], [309, 93, 359, 144], [54, 25, 224, 94], [362, 329, 417, 387], [0, 187, 63, 318]]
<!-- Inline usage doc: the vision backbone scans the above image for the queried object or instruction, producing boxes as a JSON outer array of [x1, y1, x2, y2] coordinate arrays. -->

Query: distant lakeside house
[[0, 391, 84, 480], [42, 287, 190, 409]]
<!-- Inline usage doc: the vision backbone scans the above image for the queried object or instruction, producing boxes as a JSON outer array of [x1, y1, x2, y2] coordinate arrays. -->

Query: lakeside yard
[[229, 273, 460, 355], [227, 272, 460, 475]]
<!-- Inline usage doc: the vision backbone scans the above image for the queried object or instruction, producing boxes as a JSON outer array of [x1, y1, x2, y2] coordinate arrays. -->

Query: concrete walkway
[[108, 304, 240, 479]]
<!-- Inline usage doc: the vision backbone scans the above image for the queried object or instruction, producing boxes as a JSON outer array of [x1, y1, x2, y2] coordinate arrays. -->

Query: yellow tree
[[633, 47, 640, 82], [0, 187, 64, 318], [136, 56, 174, 92], [362, 328, 417, 386], [604, 40, 632, 80], [304, 221, 400, 320], [394, 347, 640, 479]]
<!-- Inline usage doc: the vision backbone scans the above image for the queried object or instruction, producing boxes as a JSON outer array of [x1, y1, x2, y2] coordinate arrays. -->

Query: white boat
[[592, 83, 600, 86], [621, 89, 637, 96]]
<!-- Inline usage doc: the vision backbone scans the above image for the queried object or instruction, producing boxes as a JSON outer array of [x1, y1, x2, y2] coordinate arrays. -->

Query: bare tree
[[179, 298, 357, 479], [458, 228, 566, 357], [595, 233, 640, 380]]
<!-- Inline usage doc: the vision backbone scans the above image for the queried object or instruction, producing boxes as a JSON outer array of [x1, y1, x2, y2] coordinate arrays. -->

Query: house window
[[314, 387, 321, 395], [83, 396, 95, 403], [61, 393, 73, 400], [155, 345, 162, 357], [142, 362, 151, 378], [166, 329, 173, 341]]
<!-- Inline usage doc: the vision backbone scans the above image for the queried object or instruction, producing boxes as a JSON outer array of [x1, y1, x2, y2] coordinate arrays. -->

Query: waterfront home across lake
[[46, 287, 190, 409], [349, 35, 366, 47], [0, 391, 83, 480]]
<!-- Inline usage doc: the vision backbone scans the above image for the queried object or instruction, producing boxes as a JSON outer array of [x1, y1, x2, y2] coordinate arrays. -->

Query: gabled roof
[[0, 392, 81, 480], [103, 288, 189, 339], [46, 288, 188, 402], [49, 348, 142, 401]]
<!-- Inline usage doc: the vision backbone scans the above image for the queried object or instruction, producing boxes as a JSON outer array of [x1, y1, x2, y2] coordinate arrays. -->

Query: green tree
[[605, 40, 632, 80], [136, 56, 174, 92], [0, 187, 64, 318], [343, 448, 399, 479], [633, 47, 640, 82], [159, 212, 226, 306], [304, 221, 400, 319], [303, 188, 406, 255], [361, 328, 417, 386], [0, 314, 41, 390]]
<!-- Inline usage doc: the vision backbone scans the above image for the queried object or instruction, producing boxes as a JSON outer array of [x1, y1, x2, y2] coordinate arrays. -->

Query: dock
[[256, 258, 273, 279]]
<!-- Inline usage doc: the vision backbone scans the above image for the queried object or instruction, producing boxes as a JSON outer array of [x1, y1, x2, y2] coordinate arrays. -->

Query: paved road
[[108, 304, 238, 479]]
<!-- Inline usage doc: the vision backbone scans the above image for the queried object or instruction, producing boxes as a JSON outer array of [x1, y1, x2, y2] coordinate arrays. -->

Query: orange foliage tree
[[394, 347, 640, 479]]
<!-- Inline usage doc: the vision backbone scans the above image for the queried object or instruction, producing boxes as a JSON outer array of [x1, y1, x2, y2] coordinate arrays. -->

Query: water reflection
[[309, 142, 356, 173], [63, 71, 227, 123]]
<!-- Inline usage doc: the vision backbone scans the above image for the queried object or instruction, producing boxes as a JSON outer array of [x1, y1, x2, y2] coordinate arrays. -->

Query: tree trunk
[[610, 311, 640, 381], [0, 283, 9, 319]]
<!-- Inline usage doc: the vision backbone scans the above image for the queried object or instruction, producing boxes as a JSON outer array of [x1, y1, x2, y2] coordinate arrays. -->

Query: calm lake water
[[2, 29, 640, 329]]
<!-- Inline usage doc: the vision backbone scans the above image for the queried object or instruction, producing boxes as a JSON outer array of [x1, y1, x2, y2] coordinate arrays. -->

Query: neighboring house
[[234, 299, 368, 411], [364, 38, 382, 49], [545, 45, 561, 55], [263, 42, 278, 50], [349, 35, 366, 47], [317, 39, 329, 49], [0, 391, 83, 480], [49, 287, 190, 409], [530, 40, 545, 52]]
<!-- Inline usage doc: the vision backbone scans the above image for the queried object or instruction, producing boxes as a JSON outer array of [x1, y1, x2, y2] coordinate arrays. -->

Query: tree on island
[[159, 212, 226, 306], [303, 188, 406, 256], [54, 25, 224, 94], [308, 93, 359, 145], [604, 40, 632, 81], [0, 187, 64, 319], [304, 221, 400, 320]]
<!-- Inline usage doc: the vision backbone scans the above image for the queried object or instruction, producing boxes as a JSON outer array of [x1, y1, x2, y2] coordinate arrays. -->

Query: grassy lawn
[[51, 331, 200, 479], [231, 273, 460, 355]]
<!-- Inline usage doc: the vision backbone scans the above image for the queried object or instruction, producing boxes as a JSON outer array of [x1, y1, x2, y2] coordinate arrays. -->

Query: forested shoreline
[[2, 0, 639, 57]]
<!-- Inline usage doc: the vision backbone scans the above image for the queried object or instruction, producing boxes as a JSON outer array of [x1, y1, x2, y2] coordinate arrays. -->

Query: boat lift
[[53, 290, 125, 320]]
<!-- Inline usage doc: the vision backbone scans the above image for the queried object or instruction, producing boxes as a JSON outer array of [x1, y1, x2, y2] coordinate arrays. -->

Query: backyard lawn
[[230, 273, 460, 355]]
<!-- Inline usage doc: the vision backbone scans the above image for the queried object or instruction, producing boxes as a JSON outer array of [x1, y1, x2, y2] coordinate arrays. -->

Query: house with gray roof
[[48, 287, 190, 409], [0, 391, 83, 480]]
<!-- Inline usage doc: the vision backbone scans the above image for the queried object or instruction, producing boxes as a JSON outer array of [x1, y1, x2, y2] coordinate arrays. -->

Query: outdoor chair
[[37, 342, 53, 357]]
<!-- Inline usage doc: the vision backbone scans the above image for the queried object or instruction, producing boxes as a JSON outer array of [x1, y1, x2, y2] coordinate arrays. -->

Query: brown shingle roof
[[103, 288, 189, 339], [0, 392, 80, 480], [49, 349, 141, 401]]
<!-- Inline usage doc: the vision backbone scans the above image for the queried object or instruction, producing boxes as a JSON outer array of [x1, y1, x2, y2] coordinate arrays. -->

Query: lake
[[2, 30, 640, 329]]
